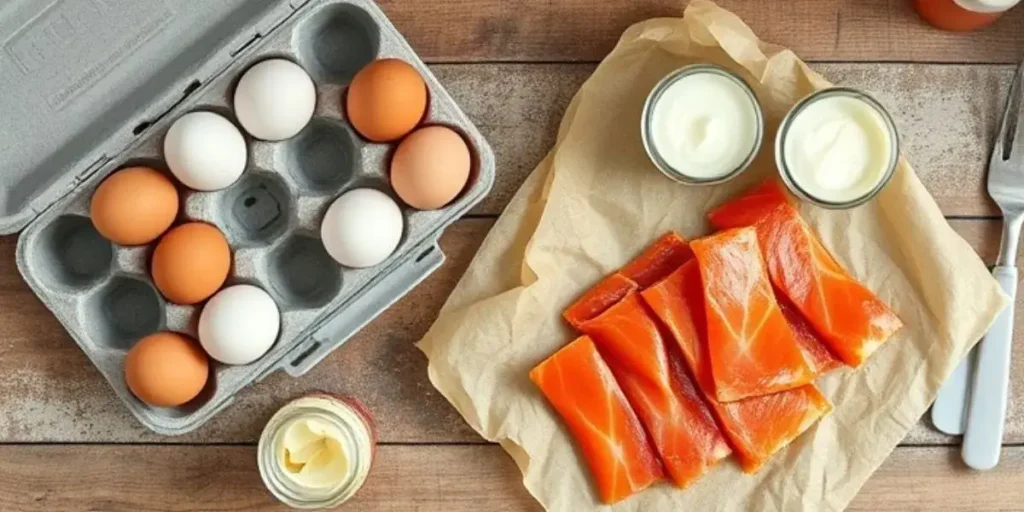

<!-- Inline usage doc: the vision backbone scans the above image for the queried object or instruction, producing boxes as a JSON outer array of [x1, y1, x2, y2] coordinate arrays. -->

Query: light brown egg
[[390, 126, 471, 210], [125, 332, 209, 407], [346, 59, 427, 142], [90, 167, 179, 245], [152, 222, 231, 305]]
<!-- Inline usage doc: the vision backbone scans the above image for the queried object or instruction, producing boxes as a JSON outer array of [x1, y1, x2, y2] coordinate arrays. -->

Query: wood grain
[[439, 63, 1012, 217], [0, 444, 1018, 511], [0, 218, 1016, 444], [378, 0, 1024, 64]]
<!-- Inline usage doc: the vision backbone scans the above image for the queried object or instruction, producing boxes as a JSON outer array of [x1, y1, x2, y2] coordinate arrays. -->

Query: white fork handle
[[962, 266, 1017, 470], [931, 350, 975, 435]]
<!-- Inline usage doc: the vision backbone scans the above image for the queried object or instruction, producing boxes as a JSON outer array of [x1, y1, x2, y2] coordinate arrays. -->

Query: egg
[[125, 332, 209, 407], [90, 167, 179, 245], [346, 58, 427, 142], [164, 111, 247, 191], [234, 59, 317, 141], [321, 188, 403, 268], [151, 222, 231, 305], [390, 126, 471, 210], [199, 285, 280, 365]]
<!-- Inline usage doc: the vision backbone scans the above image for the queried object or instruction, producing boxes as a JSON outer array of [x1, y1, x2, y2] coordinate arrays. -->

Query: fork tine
[[995, 59, 1024, 165]]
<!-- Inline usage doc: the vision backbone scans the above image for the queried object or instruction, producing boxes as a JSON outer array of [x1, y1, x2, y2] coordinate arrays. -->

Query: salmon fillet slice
[[619, 232, 694, 288], [563, 231, 692, 330], [777, 292, 844, 375], [530, 335, 664, 503], [690, 227, 814, 402], [708, 180, 903, 366], [579, 294, 731, 489], [640, 260, 833, 473], [563, 273, 638, 330], [714, 385, 832, 473], [707, 179, 790, 229]]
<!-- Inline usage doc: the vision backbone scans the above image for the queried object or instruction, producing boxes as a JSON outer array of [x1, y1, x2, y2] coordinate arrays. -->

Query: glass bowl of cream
[[776, 87, 900, 209], [641, 64, 764, 185]]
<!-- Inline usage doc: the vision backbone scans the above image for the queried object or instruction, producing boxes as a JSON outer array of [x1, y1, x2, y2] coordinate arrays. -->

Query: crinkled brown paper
[[417, 1, 1007, 510]]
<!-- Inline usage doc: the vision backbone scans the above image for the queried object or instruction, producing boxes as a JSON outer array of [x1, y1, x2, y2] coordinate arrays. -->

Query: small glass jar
[[641, 64, 765, 185], [775, 88, 900, 209], [914, 0, 1021, 31], [258, 394, 377, 509]]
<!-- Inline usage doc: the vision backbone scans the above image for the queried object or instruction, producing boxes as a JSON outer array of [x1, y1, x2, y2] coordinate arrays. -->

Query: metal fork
[[961, 59, 1024, 470]]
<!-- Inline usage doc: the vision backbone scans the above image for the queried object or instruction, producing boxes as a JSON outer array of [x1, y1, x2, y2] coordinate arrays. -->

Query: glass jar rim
[[257, 397, 373, 509], [640, 63, 765, 185], [774, 87, 900, 209]]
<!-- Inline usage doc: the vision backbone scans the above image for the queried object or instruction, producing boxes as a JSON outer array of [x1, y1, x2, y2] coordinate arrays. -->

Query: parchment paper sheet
[[417, 2, 1008, 510]]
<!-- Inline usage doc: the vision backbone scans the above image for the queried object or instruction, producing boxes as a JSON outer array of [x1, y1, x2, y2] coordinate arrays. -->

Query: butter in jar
[[258, 394, 377, 509]]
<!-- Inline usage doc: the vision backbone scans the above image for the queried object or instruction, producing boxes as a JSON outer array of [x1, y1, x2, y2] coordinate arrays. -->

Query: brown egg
[[90, 167, 179, 245], [152, 223, 231, 305], [346, 59, 427, 142], [125, 332, 209, 407], [390, 126, 471, 210]]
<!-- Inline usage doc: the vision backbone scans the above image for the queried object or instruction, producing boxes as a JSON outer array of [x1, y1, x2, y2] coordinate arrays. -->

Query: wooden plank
[[379, 0, 1024, 64], [0, 218, 1016, 445], [0, 444, 1019, 511], [438, 63, 1011, 217]]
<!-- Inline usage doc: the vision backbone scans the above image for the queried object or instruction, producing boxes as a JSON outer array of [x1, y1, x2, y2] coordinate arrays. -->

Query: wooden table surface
[[4, 1, 1024, 510]]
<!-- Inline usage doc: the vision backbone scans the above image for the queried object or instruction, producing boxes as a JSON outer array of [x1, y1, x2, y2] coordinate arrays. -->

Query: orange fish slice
[[530, 335, 664, 503], [709, 180, 903, 366], [619, 232, 694, 288], [563, 273, 638, 330], [563, 232, 692, 330], [714, 385, 832, 473], [707, 179, 791, 229], [777, 292, 844, 375], [640, 261, 833, 473], [580, 294, 731, 489], [690, 227, 814, 402], [640, 260, 717, 395]]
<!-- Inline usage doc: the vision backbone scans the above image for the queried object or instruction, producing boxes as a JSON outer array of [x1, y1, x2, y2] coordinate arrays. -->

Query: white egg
[[164, 111, 247, 191], [321, 188, 404, 268], [234, 59, 317, 141], [199, 285, 280, 365]]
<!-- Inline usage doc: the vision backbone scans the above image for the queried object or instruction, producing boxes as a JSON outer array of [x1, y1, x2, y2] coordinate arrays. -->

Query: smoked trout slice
[[530, 335, 664, 503], [579, 294, 730, 489], [640, 260, 833, 473], [708, 180, 902, 366], [690, 227, 814, 402]]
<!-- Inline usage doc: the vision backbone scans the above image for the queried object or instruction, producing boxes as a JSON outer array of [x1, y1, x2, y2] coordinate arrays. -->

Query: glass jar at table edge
[[914, 0, 1021, 31], [258, 393, 377, 509], [775, 87, 901, 209], [640, 63, 765, 185]]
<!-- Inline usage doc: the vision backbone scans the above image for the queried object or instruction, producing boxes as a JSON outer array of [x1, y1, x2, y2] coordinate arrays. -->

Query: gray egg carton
[[6, 0, 494, 435]]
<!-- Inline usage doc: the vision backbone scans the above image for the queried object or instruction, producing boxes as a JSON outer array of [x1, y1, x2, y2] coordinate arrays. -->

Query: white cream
[[782, 95, 893, 204], [649, 72, 759, 179]]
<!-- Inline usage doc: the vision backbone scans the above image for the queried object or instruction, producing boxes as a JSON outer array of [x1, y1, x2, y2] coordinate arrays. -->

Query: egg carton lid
[[0, 0, 307, 234]]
